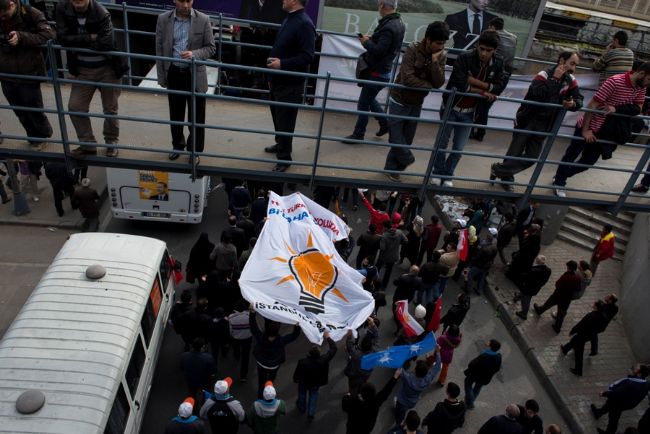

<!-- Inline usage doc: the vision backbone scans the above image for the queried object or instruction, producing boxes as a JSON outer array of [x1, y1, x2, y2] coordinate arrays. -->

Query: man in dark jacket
[[561, 300, 608, 376], [377, 220, 408, 288], [342, 369, 401, 434], [417, 251, 448, 305], [72, 177, 100, 232], [356, 223, 381, 268], [422, 382, 466, 434], [431, 30, 506, 187], [292, 331, 337, 420], [0, 0, 54, 151], [507, 223, 542, 287], [44, 162, 76, 217], [263, 0, 315, 172], [591, 364, 650, 434], [223, 215, 247, 259], [490, 51, 583, 191], [418, 215, 443, 264], [590, 293, 618, 356], [444, 0, 498, 51], [516, 399, 543, 434], [170, 289, 194, 350], [464, 339, 502, 409], [534, 260, 582, 333], [165, 397, 208, 434], [393, 265, 422, 305], [383, 21, 447, 180], [56, 0, 126, 157], [466, 233, 497, 295], [250, 310, 301, 398], [516, 254, 551, 319], [477, 404, 523, 434], [344, 318, 379, 395], [342, 0, 405, 143], [181, 338, 217, 405], [497, 212, 516, 264]]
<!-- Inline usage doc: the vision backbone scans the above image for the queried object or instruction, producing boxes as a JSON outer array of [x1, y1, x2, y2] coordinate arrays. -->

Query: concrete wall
[[621, 213, 650, 362]]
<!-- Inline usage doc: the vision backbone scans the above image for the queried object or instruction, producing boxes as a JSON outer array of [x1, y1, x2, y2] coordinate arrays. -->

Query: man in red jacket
[[358, 189, 390, 234], [590, 224, 615, 276], [533, 260, 582, 333]]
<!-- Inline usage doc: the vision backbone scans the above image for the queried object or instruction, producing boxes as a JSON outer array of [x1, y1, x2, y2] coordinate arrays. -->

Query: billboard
[[138, 170, 169, 201]]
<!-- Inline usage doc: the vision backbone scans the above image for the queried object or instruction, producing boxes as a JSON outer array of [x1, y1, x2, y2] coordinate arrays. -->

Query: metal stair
[[556, 207, 634, 261]]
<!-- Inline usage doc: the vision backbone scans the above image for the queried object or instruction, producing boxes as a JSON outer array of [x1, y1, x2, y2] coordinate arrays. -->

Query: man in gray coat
[[155, 0, 215, 163]]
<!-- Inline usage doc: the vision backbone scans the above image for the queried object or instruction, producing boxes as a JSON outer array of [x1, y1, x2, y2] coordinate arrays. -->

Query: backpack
[[207, 399, 239, 434]]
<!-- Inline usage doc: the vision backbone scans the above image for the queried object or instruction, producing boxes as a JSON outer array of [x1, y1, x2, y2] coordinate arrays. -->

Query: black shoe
[[569, 368, 582, 376], [341, 134, 363, 144], [589, 351, 598, 356], [632, 183, 649, 193], [533, 303, 542, 315], [272, 163, 290, 172], [470, 131, 484, 142], [552, 324, 561, 334], [385, 172, 401, 182], [489, 163, 498, 185], [1, 197, 11, 204], [515, 311, 527, 320], [560, 344, 568, 355], [375, 125, 389, 137], [264, 144, 279, 153], [169, 152, 180, 160], [591, 404, 602, 419]]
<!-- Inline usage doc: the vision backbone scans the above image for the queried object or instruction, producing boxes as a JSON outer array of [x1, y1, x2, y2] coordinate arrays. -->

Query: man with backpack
[[199, 377, 245, 434]]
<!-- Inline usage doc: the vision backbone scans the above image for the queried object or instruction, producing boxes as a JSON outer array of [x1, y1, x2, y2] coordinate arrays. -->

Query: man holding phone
[[489, 51, 582, 191], [262, 0, 316, 173]]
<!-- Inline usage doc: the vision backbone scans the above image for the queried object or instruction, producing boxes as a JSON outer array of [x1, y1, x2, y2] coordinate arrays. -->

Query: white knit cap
[[414, 304, 426, 319], [263, 381, 276, 400]]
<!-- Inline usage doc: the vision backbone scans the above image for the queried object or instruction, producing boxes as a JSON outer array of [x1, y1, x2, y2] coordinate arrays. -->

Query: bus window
[[141, 277, 162, 346], [125, 338, 146, 398], [104, 384, 130, 434], [159, 250, 171, 289]]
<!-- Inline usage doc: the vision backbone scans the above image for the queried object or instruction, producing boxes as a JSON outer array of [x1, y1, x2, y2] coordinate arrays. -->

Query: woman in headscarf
[[186, 232, 215, 283]]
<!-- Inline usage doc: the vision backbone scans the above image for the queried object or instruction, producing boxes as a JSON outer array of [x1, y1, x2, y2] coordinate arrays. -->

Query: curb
[[484, 278, 587, 434]]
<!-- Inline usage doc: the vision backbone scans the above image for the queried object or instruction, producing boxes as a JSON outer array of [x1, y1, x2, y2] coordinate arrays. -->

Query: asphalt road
[[0, 179, 571, 434]]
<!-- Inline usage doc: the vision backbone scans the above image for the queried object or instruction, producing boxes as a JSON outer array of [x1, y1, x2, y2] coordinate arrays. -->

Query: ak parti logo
[[271, 231, 348, 313]]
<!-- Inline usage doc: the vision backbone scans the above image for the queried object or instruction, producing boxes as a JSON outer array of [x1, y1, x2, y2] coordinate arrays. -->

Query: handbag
[[355, 53, 370, 82]]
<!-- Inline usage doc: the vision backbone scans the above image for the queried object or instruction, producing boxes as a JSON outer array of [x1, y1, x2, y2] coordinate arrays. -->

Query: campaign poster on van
[[138, 170, 169, 201], [239, 191, 374, 344]]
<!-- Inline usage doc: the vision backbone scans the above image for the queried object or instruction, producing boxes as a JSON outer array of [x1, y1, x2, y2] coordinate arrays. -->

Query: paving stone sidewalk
[[485, 239, 645, 434]]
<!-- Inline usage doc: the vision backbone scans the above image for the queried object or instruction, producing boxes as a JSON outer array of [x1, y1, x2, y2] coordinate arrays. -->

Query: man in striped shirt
[[552, 63, 650, 198], [592, 31, 635, 85]]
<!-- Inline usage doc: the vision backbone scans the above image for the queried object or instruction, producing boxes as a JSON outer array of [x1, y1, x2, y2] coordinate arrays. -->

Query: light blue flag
[[361, 332, 437, 370]]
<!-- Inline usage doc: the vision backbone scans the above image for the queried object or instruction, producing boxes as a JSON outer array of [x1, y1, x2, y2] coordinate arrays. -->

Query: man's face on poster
[[156, 182, 166, 195], [469, 0, 489, 12]]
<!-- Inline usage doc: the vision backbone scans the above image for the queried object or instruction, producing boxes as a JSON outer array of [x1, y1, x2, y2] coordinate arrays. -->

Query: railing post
[[609, 136, 650, 215], [517, 108, 567, 209], [309, 72, 331, 191], [216, 13, 223, 94], [418, 88, 456, 202], [48, 41, 74, 173], [122, 2, 133, 86], [190, 57, 197, 181]]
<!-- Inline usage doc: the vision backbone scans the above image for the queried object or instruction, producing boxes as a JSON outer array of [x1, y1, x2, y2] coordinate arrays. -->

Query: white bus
[[107, 168, 210, 224], [0, 233, 178, 434]]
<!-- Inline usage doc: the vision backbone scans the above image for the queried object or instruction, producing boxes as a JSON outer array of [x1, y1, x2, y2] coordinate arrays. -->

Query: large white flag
[[239, 192, 375, 344]]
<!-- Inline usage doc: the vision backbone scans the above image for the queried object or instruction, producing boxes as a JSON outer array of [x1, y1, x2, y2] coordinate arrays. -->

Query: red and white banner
[[457, 228, 469, 262], [395, 300, 424, 338]]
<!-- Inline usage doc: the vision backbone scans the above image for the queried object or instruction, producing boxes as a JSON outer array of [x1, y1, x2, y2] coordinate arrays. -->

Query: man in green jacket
[[246, 381, 286, 434]]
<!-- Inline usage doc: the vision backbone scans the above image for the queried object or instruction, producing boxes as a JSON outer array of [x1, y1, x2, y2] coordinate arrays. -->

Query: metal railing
[[0, 8, 649, 215]]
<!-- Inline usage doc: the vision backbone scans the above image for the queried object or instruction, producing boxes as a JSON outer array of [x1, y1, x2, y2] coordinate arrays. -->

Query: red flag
[[426, 297, 443, 332], [457, 228, 468, 262], [395, 300, 424, 338]]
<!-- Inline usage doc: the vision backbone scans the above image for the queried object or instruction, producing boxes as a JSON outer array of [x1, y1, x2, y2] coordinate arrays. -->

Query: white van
[[0, 233, 178, 434], [107, 168, 210, 224]]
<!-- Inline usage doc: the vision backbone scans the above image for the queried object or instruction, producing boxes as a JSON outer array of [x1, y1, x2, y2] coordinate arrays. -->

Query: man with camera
[[0, 0, 55, 151]]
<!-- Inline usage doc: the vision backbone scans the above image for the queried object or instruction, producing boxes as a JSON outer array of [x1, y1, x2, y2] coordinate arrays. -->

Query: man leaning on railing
[[0, 0, 55, 151], [55, 0, 128, 158]]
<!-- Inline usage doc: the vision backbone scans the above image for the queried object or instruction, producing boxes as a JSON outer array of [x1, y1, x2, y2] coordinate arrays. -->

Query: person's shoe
[[385, 172, 401, 182], [560, 344, 568, 355], [168, 152, 180, 161], [489, 163, 498, 185], [516, 311, 527, 320], [551, 311, 557, 319], [57, 210, 64, 217], [591, 404, 602, 419], [533, 303, 542, 315], [589, 351, 598, 356], [470, 131, 484, 142], [429, 176, 442, 186], [597, 429, 607, 434], [30, 142, 46, 151], [632, 183, 649, 193], [442, 180, 453, 187], [272, 163, 290, 172], [341, 134, 363, 144], [552, 323, 561, 334], [552, 178, 566, 197], [501, 180, 515, 192], [569, 368, 582, 376], [32, 196, 40, 202], [264, 144, 279, 153], [375, 125, 389, 137], [105, 147, 118, 157], [70, 147, 97, 157]]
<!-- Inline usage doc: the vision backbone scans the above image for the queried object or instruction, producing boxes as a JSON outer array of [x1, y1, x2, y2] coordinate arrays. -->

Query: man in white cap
[[200, 377, 245, 434], [466, 231, 497, 295], [165, 397, 208, 434], [246, 380, 286, 434]]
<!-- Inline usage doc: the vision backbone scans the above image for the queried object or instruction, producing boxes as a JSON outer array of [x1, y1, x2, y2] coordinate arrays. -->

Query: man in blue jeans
[[431, 30, 506, 187], [342, 0, 405, 144]]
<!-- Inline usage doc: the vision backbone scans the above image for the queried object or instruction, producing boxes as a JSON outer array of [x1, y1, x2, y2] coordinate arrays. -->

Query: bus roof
[[0, 233, 167, 434]]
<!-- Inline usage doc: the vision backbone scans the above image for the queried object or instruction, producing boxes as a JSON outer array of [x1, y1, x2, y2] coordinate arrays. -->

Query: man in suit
[[444, 0, 498, 52], [155, 0, 216, 163], [148, 182, 169, 201]]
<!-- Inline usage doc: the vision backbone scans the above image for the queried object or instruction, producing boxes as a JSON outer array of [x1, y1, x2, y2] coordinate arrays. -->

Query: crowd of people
[[161, 180, 650, 434]]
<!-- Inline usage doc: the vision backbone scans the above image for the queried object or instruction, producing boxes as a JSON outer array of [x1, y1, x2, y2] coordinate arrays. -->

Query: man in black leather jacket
[[342, 0, 405, 144]]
